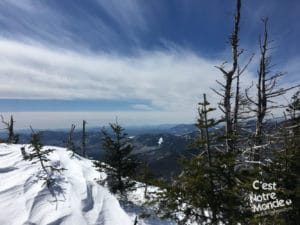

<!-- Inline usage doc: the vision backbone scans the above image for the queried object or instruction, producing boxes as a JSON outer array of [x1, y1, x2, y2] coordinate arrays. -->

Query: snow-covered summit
[[0, 143, 132, 225]]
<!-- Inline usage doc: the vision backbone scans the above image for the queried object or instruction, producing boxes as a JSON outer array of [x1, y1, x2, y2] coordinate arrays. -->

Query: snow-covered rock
[[0, 144, 132, 225]]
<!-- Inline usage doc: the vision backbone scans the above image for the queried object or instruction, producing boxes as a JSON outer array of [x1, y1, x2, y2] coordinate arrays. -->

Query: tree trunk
[[82, 120, 87, 157]]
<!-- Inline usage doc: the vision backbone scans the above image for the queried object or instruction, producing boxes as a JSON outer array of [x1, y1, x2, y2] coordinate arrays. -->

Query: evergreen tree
[[25, 128, 65, 190], [154, 94, 253, 224], [152, 94, 219, 224], [263, 90, 300, 224], [139, 161, 155, 199], [94, 122, 138, 195]]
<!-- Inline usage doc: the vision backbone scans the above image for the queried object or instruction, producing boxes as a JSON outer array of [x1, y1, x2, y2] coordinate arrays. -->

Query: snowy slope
[[0, 143, 133, 225]]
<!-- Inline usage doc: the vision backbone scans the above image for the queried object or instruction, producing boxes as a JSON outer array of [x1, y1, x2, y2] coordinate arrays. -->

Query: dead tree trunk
[[82, 120, 87, 158], [213, 0, 241, 152], [203, 94, 212, 166], [255, 19, 268, 150], [1, 115, 18, 144], [233, 54, 253, 134], [67, 124, 76, 154], [246, 18, 299, 161]]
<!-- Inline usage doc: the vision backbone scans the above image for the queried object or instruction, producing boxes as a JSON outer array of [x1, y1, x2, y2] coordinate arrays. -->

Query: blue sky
[[0, 0, 299, 129]]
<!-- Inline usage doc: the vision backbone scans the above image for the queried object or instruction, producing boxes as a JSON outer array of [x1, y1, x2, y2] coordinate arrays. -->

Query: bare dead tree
[[133, 216, 138, 225], [253, 19, 270, 146], [202, 94, 213, 166], [233, 54, 254, 134], [246, 18, 299, 161], [82, 120, 87, 158], [1, 115, 18, 144], [67, 124, 76, 155], [212, 0, 241, 151]]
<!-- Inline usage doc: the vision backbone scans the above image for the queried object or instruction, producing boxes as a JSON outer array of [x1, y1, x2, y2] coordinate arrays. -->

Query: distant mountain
[[4, 120, 265, 181], [12, 120, 269, 180], [12, 124, 199, 180], [133, 133, 198, 179], [166, 124, 198, 136]]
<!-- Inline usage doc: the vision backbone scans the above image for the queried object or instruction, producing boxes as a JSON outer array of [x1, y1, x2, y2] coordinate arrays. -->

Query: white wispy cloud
[[96, 0, 147, 32], [0, 0, 136, 51], [0, 38, 232, 111], [0, 0, 298, 128], [0, 0, 36, 12], [131, 104, 154, 111], [1, 37, 296, 128]]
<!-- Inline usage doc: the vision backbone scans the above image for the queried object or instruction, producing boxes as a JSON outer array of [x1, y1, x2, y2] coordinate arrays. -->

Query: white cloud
[[0, 39, 230, 112], [0, 1, 298, 129], [282, 57, 300, 83], [0, 0, 37, 11], [131, 104, 153, 111], [96, 0, 147, 32], [0, 0, 126, 51], [1, 38, 297, 128], [0, 38, 233, 128]]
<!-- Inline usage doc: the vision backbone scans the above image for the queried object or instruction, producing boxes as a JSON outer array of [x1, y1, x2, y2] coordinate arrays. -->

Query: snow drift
[[0, 143, 132, 225]]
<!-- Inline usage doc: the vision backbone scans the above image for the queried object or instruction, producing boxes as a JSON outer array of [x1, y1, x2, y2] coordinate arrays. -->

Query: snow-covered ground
[[0, 143, 132, 225], [0, 143, 176, 225], [125, 182, 176, 225]]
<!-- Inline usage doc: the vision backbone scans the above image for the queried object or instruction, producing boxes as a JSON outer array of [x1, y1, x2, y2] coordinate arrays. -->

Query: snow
[[0, 143, 132, 225], [125, 182, 177, 225], [158, 137, 163, 146]]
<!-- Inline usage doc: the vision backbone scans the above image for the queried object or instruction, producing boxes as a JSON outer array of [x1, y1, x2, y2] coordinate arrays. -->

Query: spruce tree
[[263, 91, 300, 224], [25, 128, 65, 190], [153, 94, 218, 224], [94, 122, 138, 195], [154, 94, 254, 224], [139, 161, 155, 199]]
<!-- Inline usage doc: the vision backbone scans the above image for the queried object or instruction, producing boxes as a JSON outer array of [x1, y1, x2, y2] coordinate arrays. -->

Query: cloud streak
[[0, 39, 229, 112], [0, 0, 142, 52], [1, 38, 296, 127], [0, 0, 298, 128]]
